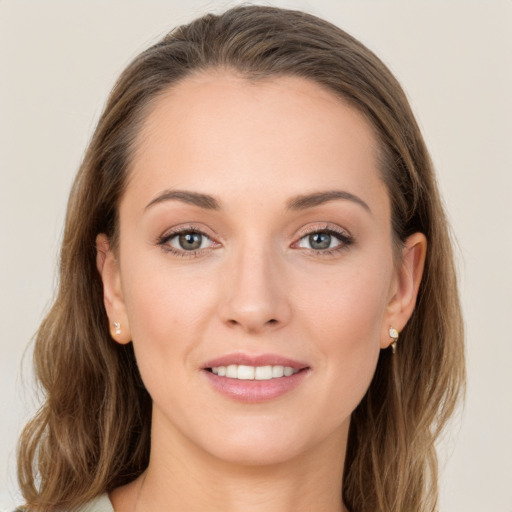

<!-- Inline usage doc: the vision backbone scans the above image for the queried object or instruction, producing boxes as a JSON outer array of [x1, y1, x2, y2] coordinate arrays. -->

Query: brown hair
[[17, 5, 465, 512]]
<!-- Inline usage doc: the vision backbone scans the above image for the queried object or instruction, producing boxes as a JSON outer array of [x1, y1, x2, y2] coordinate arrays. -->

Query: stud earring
[[389, 327, 399, 354], [114, 322, 121, 336]]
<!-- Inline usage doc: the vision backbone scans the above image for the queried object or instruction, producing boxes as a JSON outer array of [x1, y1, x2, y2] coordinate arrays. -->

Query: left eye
[[167, 231, 213, 251], [297, 231, 344, 250]]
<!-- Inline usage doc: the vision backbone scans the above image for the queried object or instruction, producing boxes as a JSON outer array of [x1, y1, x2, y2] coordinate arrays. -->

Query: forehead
[[126, 72, 386, 214]]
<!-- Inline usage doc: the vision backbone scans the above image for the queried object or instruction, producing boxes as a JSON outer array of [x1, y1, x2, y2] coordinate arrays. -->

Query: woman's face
[[99, 72, 424, 466]]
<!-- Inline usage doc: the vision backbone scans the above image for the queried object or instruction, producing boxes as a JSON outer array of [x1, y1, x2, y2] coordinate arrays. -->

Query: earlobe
[[381, 232, 427, 349], [95, 234, 132, 345]]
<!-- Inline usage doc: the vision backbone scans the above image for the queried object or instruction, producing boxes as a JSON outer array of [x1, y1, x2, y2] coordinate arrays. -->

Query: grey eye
[[308, 232, 332, 250], [167, 232, 210, 251], [179, 232, 202, 250], [297, 231, 342, 251]]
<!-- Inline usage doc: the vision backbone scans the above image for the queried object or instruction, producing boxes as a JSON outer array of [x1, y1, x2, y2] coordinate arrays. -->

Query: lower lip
[[202, 369, 310, 403]]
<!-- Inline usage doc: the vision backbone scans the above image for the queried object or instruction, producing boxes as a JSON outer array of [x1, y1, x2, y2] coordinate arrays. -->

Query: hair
[[17, 5, 465, 512]]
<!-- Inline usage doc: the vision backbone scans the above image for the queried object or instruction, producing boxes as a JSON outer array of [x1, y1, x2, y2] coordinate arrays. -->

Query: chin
[[205, 435, 309, 467], [194, 416, 340, 468]]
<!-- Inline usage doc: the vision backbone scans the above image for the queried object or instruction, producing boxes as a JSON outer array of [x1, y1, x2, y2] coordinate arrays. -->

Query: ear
[[381, 232, 427, 349], [96, 234, 132, 344]]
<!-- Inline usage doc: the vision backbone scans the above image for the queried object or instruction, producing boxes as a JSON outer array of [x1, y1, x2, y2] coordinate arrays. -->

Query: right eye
[[168, 231, 211, 251], [158, 228, 219, 257]]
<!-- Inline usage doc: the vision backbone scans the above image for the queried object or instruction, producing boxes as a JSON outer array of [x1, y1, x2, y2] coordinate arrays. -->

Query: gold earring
[[389, 327, 399, 354], [114, 322, 121, 336]]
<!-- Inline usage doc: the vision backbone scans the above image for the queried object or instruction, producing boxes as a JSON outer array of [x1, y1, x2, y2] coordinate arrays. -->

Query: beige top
[[80, 494, 114, 512], [10, 494, 114, 512]]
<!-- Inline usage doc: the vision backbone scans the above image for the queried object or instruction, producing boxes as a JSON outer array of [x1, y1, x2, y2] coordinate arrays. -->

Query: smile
[[210, 364, 299, 380], [202, 354, 310, 403]]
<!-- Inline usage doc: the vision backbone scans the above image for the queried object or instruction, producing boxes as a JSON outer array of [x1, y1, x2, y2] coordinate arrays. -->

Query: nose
[[218, 244, 291, 334]]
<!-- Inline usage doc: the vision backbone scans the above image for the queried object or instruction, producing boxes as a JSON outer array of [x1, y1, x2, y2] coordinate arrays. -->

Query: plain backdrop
[[1, 1, 511, 510]]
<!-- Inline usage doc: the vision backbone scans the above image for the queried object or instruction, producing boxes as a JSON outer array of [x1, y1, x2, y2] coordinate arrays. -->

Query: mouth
[[206, 364, 303, 380], [202, 353, 310, 402]]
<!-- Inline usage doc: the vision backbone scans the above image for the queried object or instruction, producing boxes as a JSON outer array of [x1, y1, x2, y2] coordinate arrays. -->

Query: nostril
[[226, 317, 281, 332]]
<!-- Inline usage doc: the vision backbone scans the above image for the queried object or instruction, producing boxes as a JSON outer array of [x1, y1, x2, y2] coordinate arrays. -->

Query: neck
[[111, 411, 350, 512]]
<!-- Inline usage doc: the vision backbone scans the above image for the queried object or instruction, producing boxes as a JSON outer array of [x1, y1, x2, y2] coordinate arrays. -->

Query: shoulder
[[10, 494, 115, 512], [79, 494, 115, 512]]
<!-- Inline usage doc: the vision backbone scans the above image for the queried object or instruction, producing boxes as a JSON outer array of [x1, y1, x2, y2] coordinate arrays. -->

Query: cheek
[[120, 266, 219, 419], [295, 261, 391, 409], [120, 249, 219, 369], [298, 258, 391, 345], [127, 274, 212, 329]]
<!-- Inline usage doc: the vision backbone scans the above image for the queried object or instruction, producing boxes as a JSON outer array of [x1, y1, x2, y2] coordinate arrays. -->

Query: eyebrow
[[145, 190, 220, 211], [144, 189, 370, 214], [286, 190, 371, 213]]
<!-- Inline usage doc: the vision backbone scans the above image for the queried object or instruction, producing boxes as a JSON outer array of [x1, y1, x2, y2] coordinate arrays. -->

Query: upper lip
[[203, 353, 309, 370]]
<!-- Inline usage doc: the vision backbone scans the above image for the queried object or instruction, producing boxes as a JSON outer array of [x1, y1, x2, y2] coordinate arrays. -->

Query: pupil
[[309, 232, 331, 250], [179, 232, 202, 250]]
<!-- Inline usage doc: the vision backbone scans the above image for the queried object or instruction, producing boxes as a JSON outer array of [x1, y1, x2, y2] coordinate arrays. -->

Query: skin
[[97, 72, 426, 512]]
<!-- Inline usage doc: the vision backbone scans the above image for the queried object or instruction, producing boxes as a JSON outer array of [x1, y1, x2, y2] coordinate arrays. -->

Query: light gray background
[[1, 1, 511, 510]]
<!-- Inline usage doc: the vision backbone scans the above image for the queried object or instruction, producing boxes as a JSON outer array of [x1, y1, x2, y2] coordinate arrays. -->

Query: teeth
[[255, 365, 272, 380], [284, 366, 294, 377], [272, 365, 284, 378], [237, 365, 255, 380], [226, 364, 237, 378], [210, 364, 299, 380]]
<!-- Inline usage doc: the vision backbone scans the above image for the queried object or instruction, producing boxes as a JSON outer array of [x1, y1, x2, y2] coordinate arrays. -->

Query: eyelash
[[294, 226, 353, 256], [157, 225, 353, 258], [157, 225, 217, 259]]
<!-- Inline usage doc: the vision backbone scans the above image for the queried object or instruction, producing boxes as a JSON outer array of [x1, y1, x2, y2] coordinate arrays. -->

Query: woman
[[16, 5, 465, 512]]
